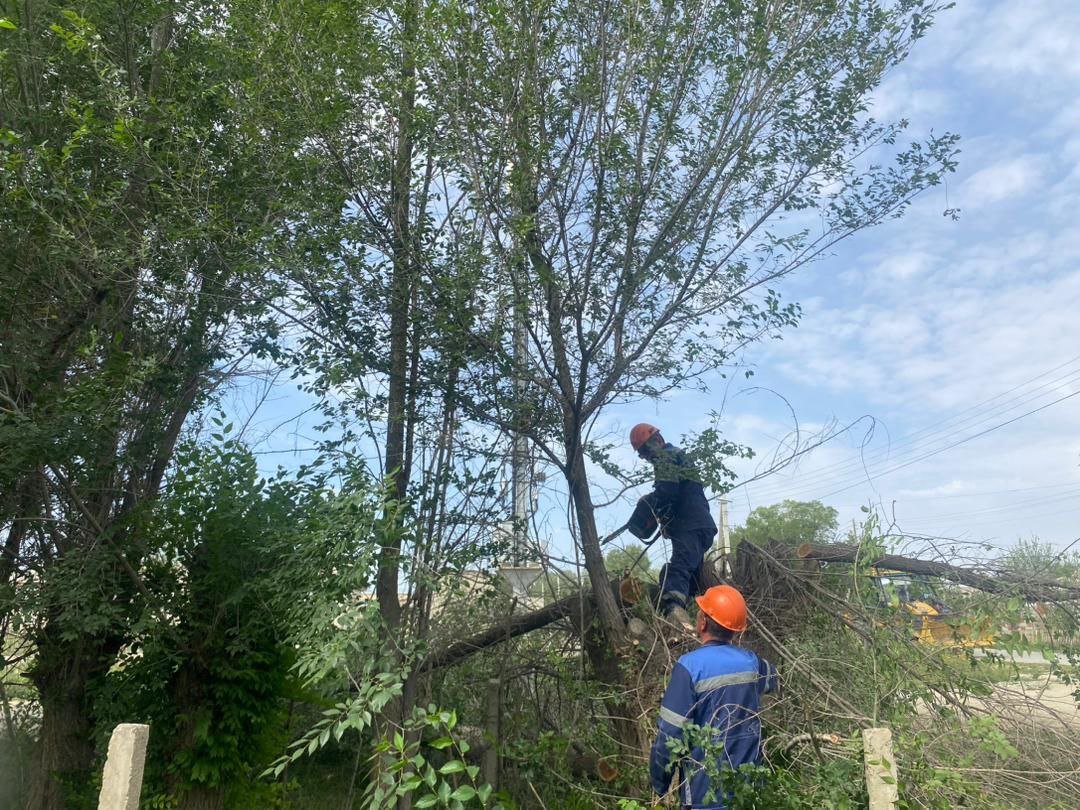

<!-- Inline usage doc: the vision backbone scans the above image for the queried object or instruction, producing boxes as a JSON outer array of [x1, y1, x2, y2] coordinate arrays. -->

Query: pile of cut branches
[[424, 536, 1080, 808]]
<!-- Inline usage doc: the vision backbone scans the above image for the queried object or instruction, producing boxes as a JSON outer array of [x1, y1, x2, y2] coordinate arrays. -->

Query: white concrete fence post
[[862, 726, 899, 809], [98, 723, 150, 810]]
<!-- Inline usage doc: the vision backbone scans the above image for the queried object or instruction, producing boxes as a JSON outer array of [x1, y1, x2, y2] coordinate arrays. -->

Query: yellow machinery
[[869, 570, 995, 648]]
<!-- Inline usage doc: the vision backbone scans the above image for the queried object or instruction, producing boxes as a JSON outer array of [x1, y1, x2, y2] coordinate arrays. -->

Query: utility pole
[[498, 255, 541, 602], [511, 301, 529, 566], [718, 498, 732, 578]]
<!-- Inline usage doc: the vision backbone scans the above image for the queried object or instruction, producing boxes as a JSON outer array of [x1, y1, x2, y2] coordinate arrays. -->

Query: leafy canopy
[[732, 499, 840, 547]]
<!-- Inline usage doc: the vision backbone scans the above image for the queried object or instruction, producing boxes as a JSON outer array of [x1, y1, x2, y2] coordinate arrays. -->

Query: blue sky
[[228, 0, 1080, 569], [694, 0, 1080, 554], [571, 0, 1080, 566]]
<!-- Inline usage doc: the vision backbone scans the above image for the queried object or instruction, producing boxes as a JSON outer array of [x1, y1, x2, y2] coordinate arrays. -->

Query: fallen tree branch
[[420, 587, 596, 673], [796, 543, 1080, 603], [420, 569, 686, 674]]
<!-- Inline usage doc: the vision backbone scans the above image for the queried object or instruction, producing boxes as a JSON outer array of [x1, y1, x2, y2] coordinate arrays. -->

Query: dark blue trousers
[[657, 528, 715, 608]]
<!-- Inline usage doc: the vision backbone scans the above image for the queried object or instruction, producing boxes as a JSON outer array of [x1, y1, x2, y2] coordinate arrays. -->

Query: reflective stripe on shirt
[[659, 705, 688, 728], [694, 670, 758, 692]]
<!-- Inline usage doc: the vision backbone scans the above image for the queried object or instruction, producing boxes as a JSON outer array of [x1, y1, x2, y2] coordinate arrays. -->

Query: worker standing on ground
[[650, 585, 778, 808], [629, 423, 716, 628]]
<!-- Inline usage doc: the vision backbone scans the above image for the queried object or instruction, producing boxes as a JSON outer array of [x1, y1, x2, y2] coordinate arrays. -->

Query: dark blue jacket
[[642, 443, 716, 537], [650, 641, 778, 808]]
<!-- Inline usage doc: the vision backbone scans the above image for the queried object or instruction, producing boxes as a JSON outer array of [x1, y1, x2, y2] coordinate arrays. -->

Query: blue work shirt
[[642, 443, 717, 537], [650, 640, 778, 808]]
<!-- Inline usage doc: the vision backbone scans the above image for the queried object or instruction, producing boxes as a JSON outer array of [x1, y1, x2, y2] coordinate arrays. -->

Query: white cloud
[[893, 480, 977, 499], [961, 156, 1044, 208], [653, 0, 1080, 548], [717, 0, 1080, 547], [957, 2, 1080, 87], [875, 252, 935, 282], [870, 72, 951, 128]]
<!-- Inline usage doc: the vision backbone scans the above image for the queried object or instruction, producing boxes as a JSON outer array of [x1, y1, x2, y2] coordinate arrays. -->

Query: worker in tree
[[629, 423, 716, 629], [650, 585, 778, 808]]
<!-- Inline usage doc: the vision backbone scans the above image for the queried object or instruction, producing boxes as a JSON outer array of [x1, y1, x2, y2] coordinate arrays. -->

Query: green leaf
[[450, 785, 477, 801], [439, 760, 465, 775], [429, 736, 454, 750], [0, 18, 17, 29], [414, 796, 438, 809]]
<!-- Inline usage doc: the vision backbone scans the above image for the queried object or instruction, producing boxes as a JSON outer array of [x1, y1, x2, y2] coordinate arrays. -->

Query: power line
[[747, 367, 1080, 505], [805, 481, 1080, 507], [746, 354, 1080, 497], [900, 504, 1080, 536], [748, 361, 1080, 502], [252, 446, 323, 455], [893, 484, 1080, 523], [810, 388, 1080, 501], [883, 480, 1080, 500]]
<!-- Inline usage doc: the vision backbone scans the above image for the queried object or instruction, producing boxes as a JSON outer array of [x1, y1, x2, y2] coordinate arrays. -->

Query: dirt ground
[[972, 650, 1080, 728], [990, 679, 1080, 728]]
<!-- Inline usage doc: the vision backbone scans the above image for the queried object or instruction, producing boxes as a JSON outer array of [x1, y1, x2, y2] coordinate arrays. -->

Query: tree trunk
[[376, 0, 419, 636], [371, 5, 422, 807], [165, 652, 226, 810], [568, 574, 651, 757], [177, 788, 225, 810], [25, 636, 97, 810], [796, 543, 1080, 603], [0, 476, 43, 590], [565, 446, 626, 643]]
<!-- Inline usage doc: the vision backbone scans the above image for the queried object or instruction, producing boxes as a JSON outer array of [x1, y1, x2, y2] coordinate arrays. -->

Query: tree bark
[[25, 636, 98, 810], [421, 589, 592, 672], [168, 651, 226, 810], [565, 446, 626, 642], [376, 0, 419, 635], [0, 495, 32, 590], [176, 788, 225, 810], [796, 543, 1080, 603]]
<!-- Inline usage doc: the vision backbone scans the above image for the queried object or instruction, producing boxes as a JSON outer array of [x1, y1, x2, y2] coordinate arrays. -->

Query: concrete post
[[98, 723, 150, 810], [862, 726, 899, 809], [718, 498, 732, 577]]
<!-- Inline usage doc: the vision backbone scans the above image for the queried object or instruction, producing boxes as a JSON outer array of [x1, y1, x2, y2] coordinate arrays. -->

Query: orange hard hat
[[695, 584, 748, 632], [629, 423, 660, 451]]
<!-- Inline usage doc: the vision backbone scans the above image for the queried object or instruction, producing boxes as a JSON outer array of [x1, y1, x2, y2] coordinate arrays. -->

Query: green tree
[[252, 0, 515, 753], [604, 545, 655, 581], [0, 2, 324, 803], [998, 537, 1080, 582], [731, 500, 840, 548], [440, 0, 958, 751], [99, 438, 319, 810]]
